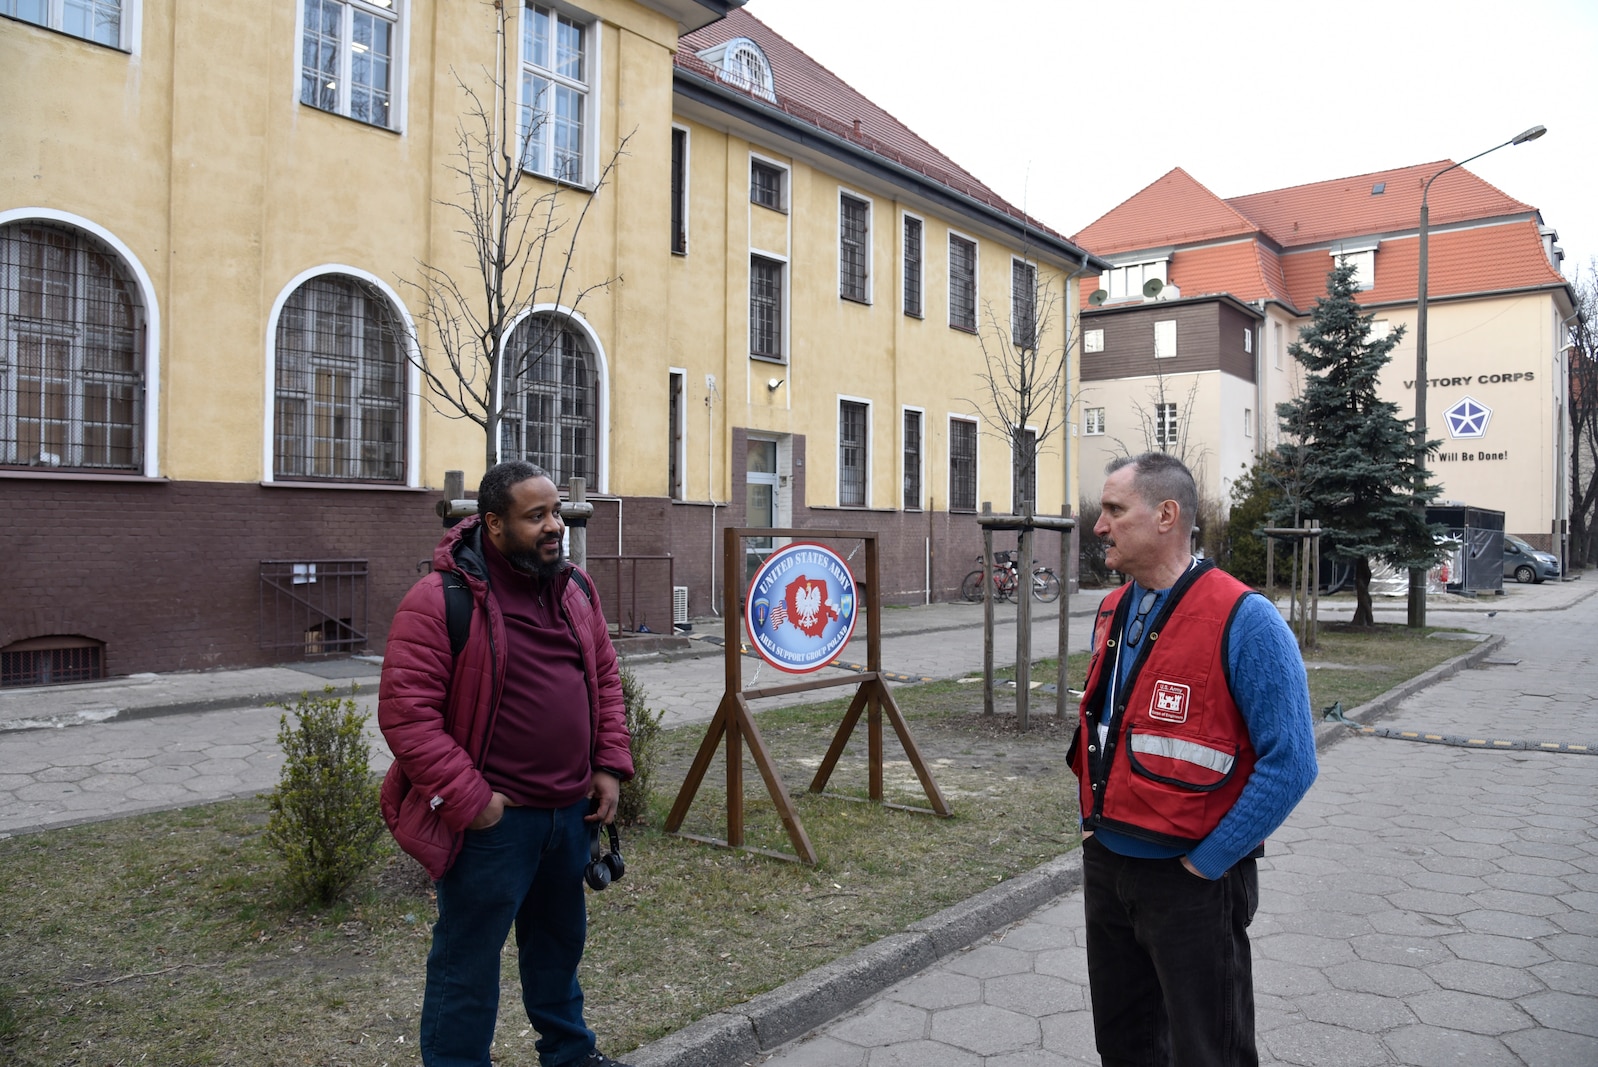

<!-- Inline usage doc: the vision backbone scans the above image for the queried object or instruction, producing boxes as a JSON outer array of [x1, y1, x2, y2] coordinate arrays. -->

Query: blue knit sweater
[[1090, 586, 1318, 879]]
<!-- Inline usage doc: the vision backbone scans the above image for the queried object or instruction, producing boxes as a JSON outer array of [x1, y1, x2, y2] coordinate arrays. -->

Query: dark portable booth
[[1426, 504, 1505, 593]]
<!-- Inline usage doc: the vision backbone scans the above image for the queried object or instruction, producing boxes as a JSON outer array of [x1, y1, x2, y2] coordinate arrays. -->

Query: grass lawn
[[0, 623, 1467, 1065]]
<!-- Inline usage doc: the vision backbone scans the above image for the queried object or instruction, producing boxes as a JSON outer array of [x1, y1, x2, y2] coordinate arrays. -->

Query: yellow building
[[0, 1, 1099, 680]]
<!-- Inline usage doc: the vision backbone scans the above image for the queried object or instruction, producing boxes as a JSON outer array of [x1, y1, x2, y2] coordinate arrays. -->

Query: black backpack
[[440, 568, 594, 657]]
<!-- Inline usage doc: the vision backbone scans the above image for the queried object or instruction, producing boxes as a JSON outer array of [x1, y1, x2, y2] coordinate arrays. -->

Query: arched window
[[501, 313, 596, 485], [698, 37, 775, 102], [273, 274, 407, 482], [0, 221, 146, 471]]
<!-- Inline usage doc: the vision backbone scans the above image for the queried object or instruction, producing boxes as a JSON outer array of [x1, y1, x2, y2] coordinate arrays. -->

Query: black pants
[[1082, 835, 1260, 1067]]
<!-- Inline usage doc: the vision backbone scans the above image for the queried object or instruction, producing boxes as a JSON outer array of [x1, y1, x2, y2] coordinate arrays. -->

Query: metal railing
[[585, 554, 674, 636], [258, 559, 369, 656]]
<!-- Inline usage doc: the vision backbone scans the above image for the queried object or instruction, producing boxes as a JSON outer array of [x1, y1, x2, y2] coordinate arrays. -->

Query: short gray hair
[[1106, 452, 1197, 531]]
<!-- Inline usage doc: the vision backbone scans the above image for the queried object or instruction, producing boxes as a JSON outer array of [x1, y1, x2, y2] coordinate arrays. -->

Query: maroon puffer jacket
[[378, 518, 633, 879]]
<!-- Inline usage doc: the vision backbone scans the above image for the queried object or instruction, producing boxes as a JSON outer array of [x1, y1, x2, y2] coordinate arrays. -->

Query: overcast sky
[[749, 0, 1598, 284]]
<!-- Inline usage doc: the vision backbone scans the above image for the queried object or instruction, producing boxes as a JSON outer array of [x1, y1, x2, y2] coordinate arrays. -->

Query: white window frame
[[749, 252, 787, 364], [947, 413, 979, 511], [670, 124, 689, 255], [1104, 258, 1168, 300], [1084, 328, 1104, 354], [1154, 319, 1177, 359], [1244, 327, 1252, 353], [2, 0, 136, 51], [1371, 318, 1391, 341], [948, 230, 978, 333], [901, 212, 924, 319], [837, 395, 872, 508], [1273, 322, 1284, 370], [1011, 257, 1038, 348], [749, 154, 788, 212], [263, 264, 421, 487], [1244, 407, 1253, 438], [838, 189, 872, 304], [1335, 244, 1377, 291], [296, 0, 406, 131], [1155, 402, 1178, 448], [519, 2, 598, 185], [901, 404, 924, 511], [1084, 407, 1106, 436], [0, 208, 161, 477]]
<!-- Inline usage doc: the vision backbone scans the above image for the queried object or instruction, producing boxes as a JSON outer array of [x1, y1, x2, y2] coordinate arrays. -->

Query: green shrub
[[266, 686, 384, 906], [617, 666, 664, 826]]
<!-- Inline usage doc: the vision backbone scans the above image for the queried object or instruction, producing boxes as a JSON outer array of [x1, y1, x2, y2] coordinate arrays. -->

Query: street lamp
[[1407, 124, 1547, 628]]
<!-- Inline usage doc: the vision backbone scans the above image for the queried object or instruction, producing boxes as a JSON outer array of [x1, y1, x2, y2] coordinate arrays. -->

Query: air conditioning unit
[[673, 586, 690, 625]]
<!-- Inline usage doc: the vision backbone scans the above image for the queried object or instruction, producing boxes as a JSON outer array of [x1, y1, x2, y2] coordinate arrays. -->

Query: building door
[[745, 437, 781, 586]]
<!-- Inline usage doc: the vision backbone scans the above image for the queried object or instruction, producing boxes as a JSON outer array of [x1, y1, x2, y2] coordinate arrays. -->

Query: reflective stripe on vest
[[1129, 733, 1235, 776]]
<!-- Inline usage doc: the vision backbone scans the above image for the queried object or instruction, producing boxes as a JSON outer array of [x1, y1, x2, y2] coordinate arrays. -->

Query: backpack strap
[[441, 570, 473, 659], [569, 567, 595, 607]]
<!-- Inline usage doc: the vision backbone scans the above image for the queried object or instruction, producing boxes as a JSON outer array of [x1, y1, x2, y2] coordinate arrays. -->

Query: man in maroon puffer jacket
[[379, 460, 635, 1067]]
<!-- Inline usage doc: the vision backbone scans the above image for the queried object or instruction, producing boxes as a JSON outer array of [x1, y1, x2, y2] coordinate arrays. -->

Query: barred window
[[949, 417, 977, 511], [839, 399, 868, 507], [501, 314, 596, 486], [902, 408, 922, 510], [902, 216, 923, 318], [1012, 427, 1036, 513], [751, 160, 784, 210], [273, 275, 407, 482], [750, 255, 783, 361], [0, 222, 145, 472], [949, 235, 976, 332], [2, 0, 125, 49], [1011, 260, 1037, 348], [300, 0, 399, 129], [840, 194, 870, 303]]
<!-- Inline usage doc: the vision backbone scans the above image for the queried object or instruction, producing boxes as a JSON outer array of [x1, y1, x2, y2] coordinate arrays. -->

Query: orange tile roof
[[678, 11, 1066, 240], [1073, 168, 1259, 257], [1280, 219, 1566, 309], [1226, 162, 1535, 249], [1078, 240, 1291, 310]]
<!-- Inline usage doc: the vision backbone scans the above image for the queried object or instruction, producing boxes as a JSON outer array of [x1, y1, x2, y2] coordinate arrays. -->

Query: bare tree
[[969, 264, 1083, 515], [1569, 260, 1598, 568], [403, 0, 628, 475], [1110, 372, 1211, 485]]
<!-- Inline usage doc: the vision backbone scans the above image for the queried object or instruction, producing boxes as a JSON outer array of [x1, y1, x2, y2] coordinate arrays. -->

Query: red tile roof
[[1073, 168, 1259, 257], [1226, 161, 1534, 248], [677, 10, 1066, 240], [1075, 161, 1557, 313], [1280, 219, 1567, 309]]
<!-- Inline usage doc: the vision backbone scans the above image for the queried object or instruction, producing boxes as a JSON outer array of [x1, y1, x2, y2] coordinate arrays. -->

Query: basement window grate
[[1, 636, 105, 688]]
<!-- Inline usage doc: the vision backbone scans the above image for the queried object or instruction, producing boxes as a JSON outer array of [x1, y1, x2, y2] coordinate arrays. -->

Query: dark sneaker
[[579, 1053, 634, 1067]]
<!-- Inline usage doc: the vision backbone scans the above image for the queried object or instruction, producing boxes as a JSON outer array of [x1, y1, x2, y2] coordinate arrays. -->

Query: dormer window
[[1335, 243, 1377, 291], [698, 37, 775, 102]]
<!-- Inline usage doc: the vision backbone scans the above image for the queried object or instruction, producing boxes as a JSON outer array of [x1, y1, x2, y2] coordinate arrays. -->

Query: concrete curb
[[1312, 632, 1506, 752], [628, 851, 1084, 1067]]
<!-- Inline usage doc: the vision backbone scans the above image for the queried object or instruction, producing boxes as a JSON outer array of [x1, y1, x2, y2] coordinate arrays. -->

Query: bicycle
[[961, 550, 1062, 603]]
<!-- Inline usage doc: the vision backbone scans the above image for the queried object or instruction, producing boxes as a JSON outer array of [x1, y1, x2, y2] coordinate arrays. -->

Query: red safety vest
[[1070, 564, 1257, 849]]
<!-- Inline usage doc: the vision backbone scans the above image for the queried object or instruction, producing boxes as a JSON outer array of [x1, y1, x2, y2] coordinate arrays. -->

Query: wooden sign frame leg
[[663, 528, 949, 865]]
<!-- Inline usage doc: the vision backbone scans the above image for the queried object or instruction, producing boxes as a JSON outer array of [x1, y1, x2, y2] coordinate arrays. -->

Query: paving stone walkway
[[748, 587, 1598, 1066]]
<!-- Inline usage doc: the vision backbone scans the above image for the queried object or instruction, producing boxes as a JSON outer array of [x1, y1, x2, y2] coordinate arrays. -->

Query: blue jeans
[[420, 801, 596, 1067], [1082, 835, 1260, 1067]]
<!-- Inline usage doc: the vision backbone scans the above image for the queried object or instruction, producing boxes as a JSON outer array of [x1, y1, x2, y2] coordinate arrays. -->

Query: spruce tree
[[1275, 261, 1441, 626]]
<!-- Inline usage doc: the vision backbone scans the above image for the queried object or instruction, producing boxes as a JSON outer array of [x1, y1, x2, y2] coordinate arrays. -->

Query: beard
[[502, 536, 567, 583]]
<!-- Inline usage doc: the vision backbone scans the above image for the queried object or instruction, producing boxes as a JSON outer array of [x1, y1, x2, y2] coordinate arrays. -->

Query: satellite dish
[[1088, 288, 1108, 306], [1142, 277, 1165, 299]]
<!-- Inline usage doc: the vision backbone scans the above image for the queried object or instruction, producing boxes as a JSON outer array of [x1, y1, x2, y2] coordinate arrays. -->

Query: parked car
[[1503, 534, 1560, 584]]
